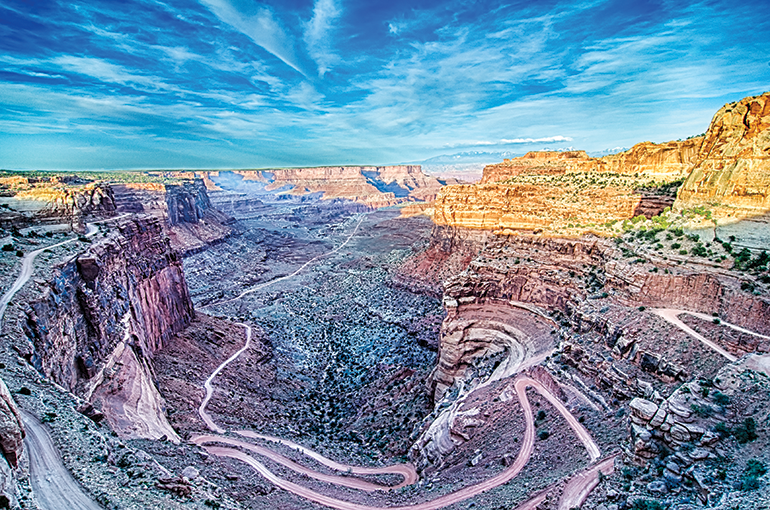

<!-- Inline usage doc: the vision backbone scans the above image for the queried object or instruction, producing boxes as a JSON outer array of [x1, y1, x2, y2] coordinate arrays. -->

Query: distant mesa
[[161, 165, 456, 209]]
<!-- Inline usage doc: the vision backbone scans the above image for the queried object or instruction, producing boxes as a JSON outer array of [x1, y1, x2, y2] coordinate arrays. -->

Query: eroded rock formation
[[0, 379, 23, 468], [112, 179, 233, 255], [674, 92, 770, 222], [24, 216, 192, 441]]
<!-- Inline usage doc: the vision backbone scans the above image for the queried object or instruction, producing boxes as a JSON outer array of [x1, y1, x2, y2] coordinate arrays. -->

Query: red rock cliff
[[674, 92, 770, 221], [24, 216, 192, 441]]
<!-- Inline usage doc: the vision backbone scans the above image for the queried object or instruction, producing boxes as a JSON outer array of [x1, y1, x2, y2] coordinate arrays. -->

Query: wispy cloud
[[304, 0, 341, 77], [198, 0, 306, 76]]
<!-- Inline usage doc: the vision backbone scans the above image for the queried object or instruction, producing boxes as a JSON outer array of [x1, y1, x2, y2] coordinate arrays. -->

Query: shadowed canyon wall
[[23, 216, 192, 441]]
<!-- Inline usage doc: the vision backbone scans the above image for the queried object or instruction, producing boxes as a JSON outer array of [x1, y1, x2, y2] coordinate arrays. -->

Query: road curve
[[233, 431, 418, 486], [653, 309, 737, 362], [558, 455, 616, 510], [200, 375, 601, 510], [21, 410, 104, 510], [191, 434, 414, 491], [199, 322, 252, 433]]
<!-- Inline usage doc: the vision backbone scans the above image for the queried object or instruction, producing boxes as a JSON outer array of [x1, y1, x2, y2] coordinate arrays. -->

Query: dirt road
[[199, 322, 253, 433], [198, 375, 601, 510], [653, 308, 737, 362], [206, 214, 366, 306], [558, 455, 616, 510], [22, 410, 104, 510]]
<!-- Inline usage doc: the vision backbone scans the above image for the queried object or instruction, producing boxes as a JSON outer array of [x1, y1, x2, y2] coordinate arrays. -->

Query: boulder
[[630, 398, 658, 421]]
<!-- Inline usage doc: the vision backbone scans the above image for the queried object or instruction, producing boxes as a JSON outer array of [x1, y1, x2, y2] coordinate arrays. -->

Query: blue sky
[[0, 0, 768, 170]]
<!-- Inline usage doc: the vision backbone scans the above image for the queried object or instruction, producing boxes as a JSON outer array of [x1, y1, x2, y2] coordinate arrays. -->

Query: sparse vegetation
[[733, 417, 758, 443], [741, 459, 767, 491]]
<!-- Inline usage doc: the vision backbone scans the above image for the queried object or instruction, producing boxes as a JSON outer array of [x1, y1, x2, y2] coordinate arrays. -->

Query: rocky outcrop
[[24, 216, 192, 441], [112, 179, 233, 256], [674, 92, 770, 222], [602, 138, 703, 179], [0, 379, 23, 468], [0, 178, 116, 228]]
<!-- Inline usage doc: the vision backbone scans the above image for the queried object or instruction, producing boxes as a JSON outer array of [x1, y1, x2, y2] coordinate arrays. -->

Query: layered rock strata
[[430, 180, 644, 233], [421, 227, 770, 396], [112, 179, 233, 255], [24, 216, 192, 441], [674, 92, 770, 222], [481, 139, 703, 185]]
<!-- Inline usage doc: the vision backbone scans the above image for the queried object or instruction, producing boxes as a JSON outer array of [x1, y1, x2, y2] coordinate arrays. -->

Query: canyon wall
[[112, 179, 233, 255], [674, 92, 770, 222], [24, 216, 192, 441]]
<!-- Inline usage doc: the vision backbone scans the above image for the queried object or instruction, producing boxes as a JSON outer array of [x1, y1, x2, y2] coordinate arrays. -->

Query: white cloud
[[304, 0, 341, 77], [500, 136, 573, 144], [199, 0, 306, 76], [52, 56, 159, 86]]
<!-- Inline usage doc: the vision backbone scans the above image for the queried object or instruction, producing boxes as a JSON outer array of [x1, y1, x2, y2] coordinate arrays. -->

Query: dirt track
[[197, 375, 602, 510], [22, 410, 104, 510]]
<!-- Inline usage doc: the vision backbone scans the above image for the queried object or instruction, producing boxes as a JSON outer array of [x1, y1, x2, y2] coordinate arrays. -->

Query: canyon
[[0, 92, 767, 510]]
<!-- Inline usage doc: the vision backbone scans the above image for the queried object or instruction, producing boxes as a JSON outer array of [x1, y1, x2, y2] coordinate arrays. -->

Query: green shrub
[[712, 391, 730, 406], [733, 417, 758, 443], [714, 422, 730, 437], [741, 459, 767, 491], [631, 498, 665, 510], [538, 430, 550, 440], [1, 244, 13, 252]]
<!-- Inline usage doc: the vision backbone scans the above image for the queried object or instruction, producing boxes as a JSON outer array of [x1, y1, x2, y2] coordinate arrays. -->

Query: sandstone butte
[[166, 166, 450, 208], [430, 142, 701, 234], [432, 92, 770, 234], [673, 91, 770, 222]]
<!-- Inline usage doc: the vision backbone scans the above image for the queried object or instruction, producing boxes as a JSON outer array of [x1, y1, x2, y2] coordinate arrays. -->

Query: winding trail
[[198, 322, 253, 433], [196, 376, 601, 510], [232, 430, 417, 486], [194, 210, 604, 509], [203, 214, 366, 307], [192, 434, 415, 491], [650, 308, 770, 363]]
